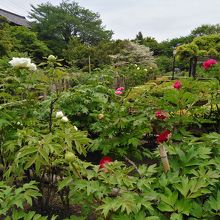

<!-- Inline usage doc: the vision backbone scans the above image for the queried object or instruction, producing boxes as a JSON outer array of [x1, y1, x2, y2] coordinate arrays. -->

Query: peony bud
[[56, 111, 64, 118], [155, 110, 168, 120], [65, 151, 76, 162], [48, 55, 57, 61], [98, 113, 104, 120], [73, 126, 78, 131], [173, 80, 182, 90], [61, 116, 69, 122]]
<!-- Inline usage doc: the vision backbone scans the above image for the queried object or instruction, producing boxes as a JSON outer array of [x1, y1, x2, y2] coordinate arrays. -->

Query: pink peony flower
[[115, 90, 123, 95], [155, 110, 168, 120], [116, 87, 125, 91], [202, 59, 217, 70], [173, 80, 182, 90], [156, 130, 171, 144]]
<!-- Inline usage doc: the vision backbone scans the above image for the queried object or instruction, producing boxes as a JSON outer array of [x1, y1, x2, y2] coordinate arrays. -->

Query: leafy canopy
[[176, 34, 220, 59], [29, 0, 113, 55], [191, 24, 220, 37], [0, 23, 50, 58]]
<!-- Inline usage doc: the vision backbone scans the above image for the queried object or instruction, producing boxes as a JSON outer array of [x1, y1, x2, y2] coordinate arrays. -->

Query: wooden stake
[[88, 55, 91, 73], [158, 144, 170, 173]]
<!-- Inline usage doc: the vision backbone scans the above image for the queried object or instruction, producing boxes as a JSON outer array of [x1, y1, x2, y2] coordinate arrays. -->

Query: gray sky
[[0, 0, 219, 41]]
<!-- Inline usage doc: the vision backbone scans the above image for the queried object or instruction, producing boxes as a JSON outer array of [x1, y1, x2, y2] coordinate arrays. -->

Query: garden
[[0, 1, 220, 220]]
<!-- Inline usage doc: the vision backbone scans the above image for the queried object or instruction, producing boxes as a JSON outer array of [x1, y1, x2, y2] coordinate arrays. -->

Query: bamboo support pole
[[158, 144, 170, 173]]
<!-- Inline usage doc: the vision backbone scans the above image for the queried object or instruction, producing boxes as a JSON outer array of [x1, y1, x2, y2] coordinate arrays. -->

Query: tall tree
[[142, 37, 162, 56], [134, 33, 162, 56], [135, 31, 144, 44], [191, 24, 220, 37], [29, 0, 113, 55], [159, 36, 194, 57]]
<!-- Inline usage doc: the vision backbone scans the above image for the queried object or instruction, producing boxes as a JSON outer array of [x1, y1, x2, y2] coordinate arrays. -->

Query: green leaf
[[17, 147, 37, 159], [97, 198, 115, 218], [175, 199, 192, 215], [158, 202, 174, 212], [38, 147, 49, 164], [128, 138, 139, 147], [145, 217, 160, 220], [170, 213, 183, 220], [161, 189, 178, 207], [175, 177, 190, 198], [206, 190, 220, 212], [190, 201, 203, 218], [58, 177, 73, 191], [24, 155, 37, 170]]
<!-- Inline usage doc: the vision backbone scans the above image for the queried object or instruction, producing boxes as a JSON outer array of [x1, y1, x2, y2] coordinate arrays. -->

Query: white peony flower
[[9, 57, 37, 71], [27, 63, 37, 71], [61, 116, 69, 122], [56, 111, 64, 118], [9, 57, 31, 68], [73, 126, 78, 131]]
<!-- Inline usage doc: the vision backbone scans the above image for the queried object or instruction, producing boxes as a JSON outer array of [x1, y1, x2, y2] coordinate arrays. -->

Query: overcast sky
[[0, 0, 219, 41]]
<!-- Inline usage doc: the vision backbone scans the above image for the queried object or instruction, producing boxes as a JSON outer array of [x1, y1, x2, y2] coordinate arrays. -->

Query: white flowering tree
[[110, 41, 156, 67]]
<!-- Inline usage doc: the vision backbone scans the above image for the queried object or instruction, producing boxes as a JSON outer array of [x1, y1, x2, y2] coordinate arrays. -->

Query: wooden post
[[172, 55, 176, 80], [189, 57, 193, 77], [158, 144, 170, 173], [192, 56, 198, 78], [88, 55, 91, 73]]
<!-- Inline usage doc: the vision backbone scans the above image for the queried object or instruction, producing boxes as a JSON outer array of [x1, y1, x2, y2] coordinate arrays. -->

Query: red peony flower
[[99, 156, 112, 172], [155, 110, 168, 120], [202, 59, 217, 70], [156, 130, 171, 144], [173, 80, 182, 90]]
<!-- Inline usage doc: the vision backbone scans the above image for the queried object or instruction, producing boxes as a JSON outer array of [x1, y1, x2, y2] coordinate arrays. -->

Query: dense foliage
[[190, 24, 220, 37], [0, 23, 50, 58], [177, 34, 220, 59], [0, 1, 220, 219], [0, 53, 219, 219]]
